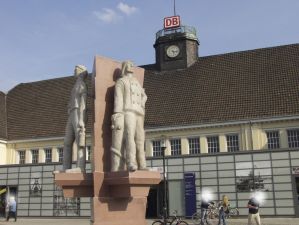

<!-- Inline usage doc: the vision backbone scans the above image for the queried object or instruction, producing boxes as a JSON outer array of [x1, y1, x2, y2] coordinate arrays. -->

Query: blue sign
[[184, 172, 196, 217]]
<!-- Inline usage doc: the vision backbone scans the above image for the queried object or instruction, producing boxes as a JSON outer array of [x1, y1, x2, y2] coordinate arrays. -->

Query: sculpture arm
[[78, 91, 87, 129], [141, 88, 147, 108], [114, 81, 124, 113]]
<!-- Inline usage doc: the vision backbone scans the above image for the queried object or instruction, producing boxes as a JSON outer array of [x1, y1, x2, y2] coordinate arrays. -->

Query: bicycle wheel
[[191, 212, 201, 224], [176, 221, 189, 225], [230, 208, 239, 216], [152, 220, 163, 225]]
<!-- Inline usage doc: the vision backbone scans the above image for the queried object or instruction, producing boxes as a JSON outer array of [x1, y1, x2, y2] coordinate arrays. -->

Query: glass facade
[[1, 149, 298, 217], [147, 149, 299, 217]]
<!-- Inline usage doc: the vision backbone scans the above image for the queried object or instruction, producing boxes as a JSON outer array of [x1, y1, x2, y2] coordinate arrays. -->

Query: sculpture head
[[121, 60, 134, 77], [74, 65, 88, 79]]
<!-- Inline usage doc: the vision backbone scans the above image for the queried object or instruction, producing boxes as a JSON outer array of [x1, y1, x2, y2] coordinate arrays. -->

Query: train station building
[[0, 19, 299, 218]]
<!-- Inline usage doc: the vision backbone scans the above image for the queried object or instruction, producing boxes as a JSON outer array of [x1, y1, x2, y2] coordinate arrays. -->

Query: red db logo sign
[[164, 16, 181, 29]]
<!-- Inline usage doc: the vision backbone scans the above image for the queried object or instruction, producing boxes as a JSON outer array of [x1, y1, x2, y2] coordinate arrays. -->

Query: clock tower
[[154, 17, 199, 71]]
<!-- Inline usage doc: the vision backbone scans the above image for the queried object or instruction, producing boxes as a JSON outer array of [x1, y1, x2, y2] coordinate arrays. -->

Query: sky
[[0, 0, 298, 93]]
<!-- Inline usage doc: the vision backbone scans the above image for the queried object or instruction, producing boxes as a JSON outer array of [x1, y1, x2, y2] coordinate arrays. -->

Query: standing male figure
[[247, 196, 261, 225], [62, 65, 88, 172], [6, 197, 17, 222], [111, 60, 147, 172]]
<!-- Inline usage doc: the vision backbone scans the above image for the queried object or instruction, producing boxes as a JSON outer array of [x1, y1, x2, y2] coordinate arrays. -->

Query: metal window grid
[[58, 148, 63, 163], [18, 150, 26, 164], [287, 129, 299, 148], [45, 148, 52, 163], [207, 136, 219, 154], [226, 134, 240, 152], [31, 149, 39, 163], [152, 140, 162, 157], [266, 131, 280, 149], [188, 137, 200, 154], [170, 139, 181, 156]]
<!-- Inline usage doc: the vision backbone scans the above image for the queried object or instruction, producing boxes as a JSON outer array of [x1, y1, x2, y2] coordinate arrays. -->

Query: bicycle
[[191, 201, 218, 224], [152, 210, 189, 225], [225, 205, 239, 218]]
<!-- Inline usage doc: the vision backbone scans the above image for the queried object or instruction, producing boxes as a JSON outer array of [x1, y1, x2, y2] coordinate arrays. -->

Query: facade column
[[219, 134, 227, 152], [145, 140, 153, 157], [165, 139, 171, 156], [39, 148, 45, 163], [280, 129, 289, 148], [25, 150, 31, 163], [251, 123, 261, 150], [200, 136, 208, 154], [181, 137, 189, 155]]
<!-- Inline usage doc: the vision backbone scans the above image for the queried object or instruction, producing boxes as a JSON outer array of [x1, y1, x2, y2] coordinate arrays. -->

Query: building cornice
[[145, 115, 299, 133], [7, 135, 92, 144], [0, 139, 7, 144]]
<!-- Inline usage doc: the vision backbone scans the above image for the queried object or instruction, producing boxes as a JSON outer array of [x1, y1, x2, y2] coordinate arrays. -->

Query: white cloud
[[117, 2, 138, 16], [93, 8, 122, 24]]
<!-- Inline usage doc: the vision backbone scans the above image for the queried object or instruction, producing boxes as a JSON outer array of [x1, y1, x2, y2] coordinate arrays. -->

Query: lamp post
[[161, 136, 168, 223]]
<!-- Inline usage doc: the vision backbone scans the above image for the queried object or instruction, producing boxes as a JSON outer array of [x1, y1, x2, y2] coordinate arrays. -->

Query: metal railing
[[156, 25, 198, 40]]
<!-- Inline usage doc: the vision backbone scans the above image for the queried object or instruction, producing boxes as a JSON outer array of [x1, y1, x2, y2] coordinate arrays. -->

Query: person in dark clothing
[[6, 198, 17, 222], [247, 197, 260, 225], [201, 199, 213, 225]]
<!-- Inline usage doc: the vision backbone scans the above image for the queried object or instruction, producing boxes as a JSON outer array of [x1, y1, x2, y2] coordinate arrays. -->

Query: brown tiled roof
[[6, 76, 93, 140], [4, 43, 299, 140], [144, 43, 299, 128], [0, 92, 7, 139]]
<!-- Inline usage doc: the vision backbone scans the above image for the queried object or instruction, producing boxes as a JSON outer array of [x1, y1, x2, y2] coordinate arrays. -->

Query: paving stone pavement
[[0, 218, 299, 225]]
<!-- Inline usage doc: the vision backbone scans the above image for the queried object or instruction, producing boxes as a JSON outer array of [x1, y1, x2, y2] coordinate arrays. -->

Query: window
[[31, 149, 39, 164], [152, 140, 162, 157], [58, 147, 63, 163], [207, 136, 219, 154], [226, 134, 239, 152], [86, 146, 91, 161], [188, 137, 200, 154], [45, 148, 52, 163], [18, 150, 26, 164], [287, 129, 299, 148], [266, 131, 280, 149], [170, 139, 181, 156]]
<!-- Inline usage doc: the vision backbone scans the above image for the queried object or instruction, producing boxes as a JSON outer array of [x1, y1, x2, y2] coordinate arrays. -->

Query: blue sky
[[0, 0, 298, 92]]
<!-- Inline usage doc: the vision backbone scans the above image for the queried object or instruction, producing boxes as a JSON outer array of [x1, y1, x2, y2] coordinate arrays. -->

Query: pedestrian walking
[[6, 197, 17, 222], [247, 195, 261, 225], [218, 195, 229, 225]]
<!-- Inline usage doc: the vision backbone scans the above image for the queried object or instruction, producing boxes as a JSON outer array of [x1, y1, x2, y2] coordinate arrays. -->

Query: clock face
[[166, 45, 180, 58]]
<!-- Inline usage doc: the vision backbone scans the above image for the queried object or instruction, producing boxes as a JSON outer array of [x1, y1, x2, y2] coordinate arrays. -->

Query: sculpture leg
[[76, 146, 86, 172], [62, 118, 75, 171], [136, 115, 147, 170], [111, 113, 125, 171], [125, 112, 137, 171]]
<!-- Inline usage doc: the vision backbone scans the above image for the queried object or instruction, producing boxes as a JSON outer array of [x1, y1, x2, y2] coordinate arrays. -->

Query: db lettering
[[164, 16, 180, 29]]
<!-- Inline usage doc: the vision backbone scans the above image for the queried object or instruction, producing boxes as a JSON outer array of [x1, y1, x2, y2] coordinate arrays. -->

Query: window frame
[[207, 136, 220, 154]]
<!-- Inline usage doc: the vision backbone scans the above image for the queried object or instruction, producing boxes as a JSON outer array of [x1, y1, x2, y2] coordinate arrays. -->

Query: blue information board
[[184, 172, 196, 217]]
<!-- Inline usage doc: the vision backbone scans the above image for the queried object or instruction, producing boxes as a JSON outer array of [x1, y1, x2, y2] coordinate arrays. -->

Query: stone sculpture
[[62, 65, 88, 173], [111, 60, 147, 172]]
